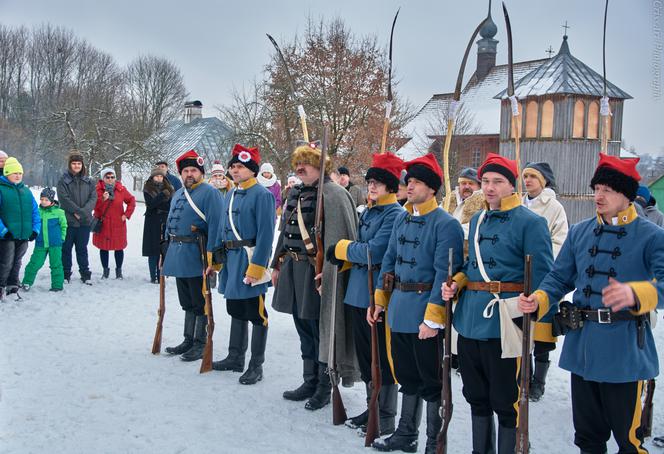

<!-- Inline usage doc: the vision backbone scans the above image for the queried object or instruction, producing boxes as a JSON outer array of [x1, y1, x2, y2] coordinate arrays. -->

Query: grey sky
[[2, 0, 662, 155]]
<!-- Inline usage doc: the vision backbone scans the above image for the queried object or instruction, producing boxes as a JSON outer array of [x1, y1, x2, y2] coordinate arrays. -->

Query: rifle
[[328, 263, 347, 425], [151, 224, 166, 354], [641, 379, 655, 438], [192, 225, 215, 374], [365, 249, 381, 446], [516, 255, 533, 454], [313, 127, 328, 289], [436, 248, 455, 454]]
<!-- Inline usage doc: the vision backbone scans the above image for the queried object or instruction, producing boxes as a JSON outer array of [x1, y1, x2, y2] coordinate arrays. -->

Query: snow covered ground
[[1, 201, 662, 453]]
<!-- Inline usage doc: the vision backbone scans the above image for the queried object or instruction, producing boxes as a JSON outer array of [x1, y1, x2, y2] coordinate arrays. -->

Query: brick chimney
[[184, 100, 203, 124]]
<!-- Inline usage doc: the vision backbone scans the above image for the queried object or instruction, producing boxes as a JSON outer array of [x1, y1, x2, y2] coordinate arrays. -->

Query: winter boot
[[81, 270, 92, 285], [212, 317, 248, 372], [20, 284, 30, 292], [102, 268, 110, 279], [378, 384, 399, 436], [64, 272, 71, 283], [345, 383, 371, 430], [304, 364, 331, 411], [471, 415, 496, 454], [239, 324, 268, 385], [372, 393, 423, 453], [50, 288, 63, 292], [529, 359, 550, 402], [424, 400, 443, 454], [497, 425, 516, 454], [165, 311, 196, 355], [115, 268, 123, 279], [283, 359, 319, 401], [0, 287, 5, 301], [180, 315, 207, 361]]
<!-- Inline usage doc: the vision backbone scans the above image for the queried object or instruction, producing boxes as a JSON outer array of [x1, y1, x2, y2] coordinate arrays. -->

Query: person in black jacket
[[56, 151, 97, 284], [155, 160, 182, 192], [142, 168, 174, 283]]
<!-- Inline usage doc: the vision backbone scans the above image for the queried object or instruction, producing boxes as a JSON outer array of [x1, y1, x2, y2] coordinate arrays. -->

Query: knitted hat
[[404, 153, 443, 193], [636, 185, 652, 204], [399, 169, 407, 186], [176, 149, 205, 174], [211, 160, 225, 176], [260, 162, 275, 175], [478, 153, 518, 187], [155, 160, 168, 166], [590, 153, 641, 201], [291, 141, 333, 174], [228, 144, 260, 175], [458, 167, 480, 184], [287, 174, 301, 185], [338, 166, 350, 176], [3, 157, 23, 176], [365, 152, 405, 193], [100, 167, 115, 179], [523, 162, 557, 190], [40, 187, 56, 203]]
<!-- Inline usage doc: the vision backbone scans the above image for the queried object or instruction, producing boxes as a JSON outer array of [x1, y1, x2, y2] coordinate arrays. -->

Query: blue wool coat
[[335, 194, 403, 309], [217, 178, 275, 299], [536, 204, 664, 383], [453, 194, 554, 341], [162, 181, 224, 278], [375, 197, 464, 333]]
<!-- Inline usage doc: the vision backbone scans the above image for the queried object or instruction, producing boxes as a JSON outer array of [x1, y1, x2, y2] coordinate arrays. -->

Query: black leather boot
[[530, 359, 550, 402], [378, 384, 399, 436], [165, 311, 195, 355], [425, 400, 442, 454], [239, 324, 268, 385], [180, 315, 207, 361], [81, 270, 92, 285], [115, 268, 123, 279], [345, 383, 371, 430], [283, 359, 318, 401], [497, 425, 516, 454], [471, 415, 496, 454], [372, 393, 422, 453], [212, 317, 248, 372], [102, 268, 110, 279], [304, 364, 331, 411]]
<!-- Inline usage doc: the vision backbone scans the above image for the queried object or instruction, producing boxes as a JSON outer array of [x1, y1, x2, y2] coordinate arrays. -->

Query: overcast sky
[[2, 0, 662, 155]]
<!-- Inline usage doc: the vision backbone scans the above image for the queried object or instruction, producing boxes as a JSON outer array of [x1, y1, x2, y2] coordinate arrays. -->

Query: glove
[[29, 231, 38, 241], [326, 244, 344, 266], [4, 231, 13, 240]]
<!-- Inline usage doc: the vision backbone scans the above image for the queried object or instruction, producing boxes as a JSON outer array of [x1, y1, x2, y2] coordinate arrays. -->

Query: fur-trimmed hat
[[228, 144, 260, 176], [67, 150, 86, 176], [150, 167, 167, 178], [404, 153, 443, 193], [365, 152, 404, 193], [478, 153, 518, 187], [176, 149, 205, 174], [590, 153, 641, 201], [291, 142, 333, 174]]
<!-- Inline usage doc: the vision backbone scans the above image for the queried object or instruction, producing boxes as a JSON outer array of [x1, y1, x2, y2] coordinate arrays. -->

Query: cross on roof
[[562, 21, 571, 36], [546, 46, 555, 57]]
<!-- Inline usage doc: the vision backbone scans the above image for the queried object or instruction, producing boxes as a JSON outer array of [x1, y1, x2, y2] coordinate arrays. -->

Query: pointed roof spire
[[558, 34, 570, 55], [480, 0, 498, 39]]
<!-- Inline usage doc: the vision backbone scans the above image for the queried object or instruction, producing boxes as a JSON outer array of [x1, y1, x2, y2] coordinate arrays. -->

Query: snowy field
[[1, 200, 662, 453]]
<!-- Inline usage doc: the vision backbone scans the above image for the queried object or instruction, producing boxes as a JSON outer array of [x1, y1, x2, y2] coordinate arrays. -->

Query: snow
[[1, 201, 662, 453]]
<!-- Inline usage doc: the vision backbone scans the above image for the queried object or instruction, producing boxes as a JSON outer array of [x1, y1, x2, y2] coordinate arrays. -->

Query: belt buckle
[[597, 308, 611, 324], [489, 281, 501, 293]]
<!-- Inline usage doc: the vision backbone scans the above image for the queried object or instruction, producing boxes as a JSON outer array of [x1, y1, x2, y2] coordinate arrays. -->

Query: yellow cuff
[[453, 272, 468, 290], [335, 239, 352, 261], [628, 281, 658, 315], [534, 321, 557, 342], [207, 252, 222, 271], [340, 261, 352, 273], [533, 290, 550, 322], [424, 303, 446, 325], [375, 289, 391, 308], [246, 263, 268, 280]]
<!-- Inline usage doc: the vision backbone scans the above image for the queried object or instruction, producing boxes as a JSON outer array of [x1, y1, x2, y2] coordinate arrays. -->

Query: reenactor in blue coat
[[443, 153, 554, 454], [520, 153, 664, 454], [328, 152, 405, 436], [370, 153, 464, 453], [162, 150, 224, 362], [212, 144, 275, 385]]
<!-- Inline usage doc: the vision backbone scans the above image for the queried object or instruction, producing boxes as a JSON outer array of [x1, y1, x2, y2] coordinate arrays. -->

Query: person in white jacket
[[522, 162, 569, 401]]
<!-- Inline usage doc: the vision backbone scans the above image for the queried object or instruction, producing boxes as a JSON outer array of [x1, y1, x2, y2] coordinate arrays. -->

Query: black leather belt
[[225, 239, 256, 249], [284, 250, 310, 262], [169, 234, 198, 243], [394, 279, 433, 293], [581, 308, 640, 324]]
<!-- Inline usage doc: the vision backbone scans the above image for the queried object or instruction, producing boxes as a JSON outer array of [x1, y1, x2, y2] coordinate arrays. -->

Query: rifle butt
[[332, 386, 347, 425], [200, 340, 213, 373], [364, 400, 380, 446], [151, 326, 162, 355]]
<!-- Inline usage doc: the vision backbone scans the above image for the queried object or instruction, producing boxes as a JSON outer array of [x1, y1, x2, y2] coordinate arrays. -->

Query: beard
[[184, 176, 199, 188]]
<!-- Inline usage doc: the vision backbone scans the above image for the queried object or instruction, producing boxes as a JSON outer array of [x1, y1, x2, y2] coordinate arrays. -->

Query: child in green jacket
[[22, 188, 68, 291]]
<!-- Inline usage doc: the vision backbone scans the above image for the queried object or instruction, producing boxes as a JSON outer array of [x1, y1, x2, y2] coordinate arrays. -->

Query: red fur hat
[[404, 153, 443, 192], [176, 149, 205, 174], [229, 144, 260, 175], [365, 152, 405, 193], [478, 153, 518, 186]]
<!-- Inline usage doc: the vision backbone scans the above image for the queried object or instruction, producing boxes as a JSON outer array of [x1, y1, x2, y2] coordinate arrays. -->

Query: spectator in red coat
[[92, 168, 136, 279]]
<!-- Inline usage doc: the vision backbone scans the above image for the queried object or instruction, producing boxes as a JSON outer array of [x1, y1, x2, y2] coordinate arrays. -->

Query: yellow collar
[[404, 196, 438, 216], [596, 203, 638, 225], [188, 180, 204, 191], [368, 193, 397, 208], [484, 193, 521, 211], [238, 178, 257, 190]]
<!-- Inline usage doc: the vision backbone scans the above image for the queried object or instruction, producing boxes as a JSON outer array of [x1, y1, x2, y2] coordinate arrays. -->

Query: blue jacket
[[335, 194, 403, 309], [217, 178, 275, 299], [375, 197, 464, 333], [162, 181, 224, 278], [536, 204, 664, 383], [453, 194, 554, 341]]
